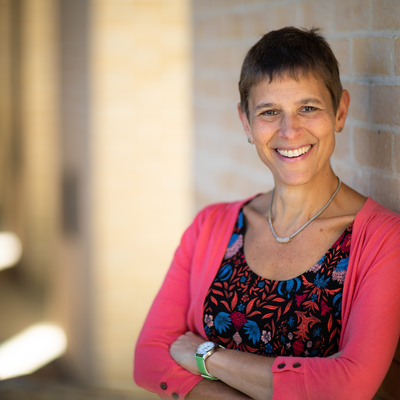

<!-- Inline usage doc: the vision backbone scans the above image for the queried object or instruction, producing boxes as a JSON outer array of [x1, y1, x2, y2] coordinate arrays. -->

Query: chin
[[272, 171, 311, 187]]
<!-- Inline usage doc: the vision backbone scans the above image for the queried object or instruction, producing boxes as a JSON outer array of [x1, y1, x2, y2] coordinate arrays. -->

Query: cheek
[[251, 121, 275, 141]]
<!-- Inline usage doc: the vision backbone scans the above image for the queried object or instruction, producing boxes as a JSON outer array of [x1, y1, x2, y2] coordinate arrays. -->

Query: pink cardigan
[[134, 197, 400, 400]]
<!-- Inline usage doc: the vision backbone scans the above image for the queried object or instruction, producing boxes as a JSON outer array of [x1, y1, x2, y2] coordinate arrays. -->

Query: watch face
[[197, 341, 215, 356]]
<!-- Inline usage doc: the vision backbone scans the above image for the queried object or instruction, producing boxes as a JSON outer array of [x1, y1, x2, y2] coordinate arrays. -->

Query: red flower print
[[293, 339, 304, 356], [230, 311, 247, 331], [295, 294, 307, 307], [320, 300, 332, 316]]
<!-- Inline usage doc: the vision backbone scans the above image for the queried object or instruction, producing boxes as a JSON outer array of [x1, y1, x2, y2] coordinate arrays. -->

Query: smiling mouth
[[276, 145, 312, 158]]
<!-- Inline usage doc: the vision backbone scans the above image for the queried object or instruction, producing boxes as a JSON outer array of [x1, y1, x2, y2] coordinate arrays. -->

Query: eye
[[301, 106, 318, 113], [261, 109, 279, 116]]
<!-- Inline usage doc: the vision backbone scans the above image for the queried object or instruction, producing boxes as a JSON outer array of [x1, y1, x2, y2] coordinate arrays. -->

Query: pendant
[[275, 236, 292, 244]]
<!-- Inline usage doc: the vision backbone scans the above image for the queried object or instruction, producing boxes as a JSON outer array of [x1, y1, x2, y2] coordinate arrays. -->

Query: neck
[[269, 170, 340, 239]]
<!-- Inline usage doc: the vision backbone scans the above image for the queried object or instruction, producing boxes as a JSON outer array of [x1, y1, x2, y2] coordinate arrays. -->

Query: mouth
[[276, 145, 312, 158]]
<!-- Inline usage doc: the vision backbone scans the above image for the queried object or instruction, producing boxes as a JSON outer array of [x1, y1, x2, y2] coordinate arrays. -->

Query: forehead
[[249, 73, 331, 108]]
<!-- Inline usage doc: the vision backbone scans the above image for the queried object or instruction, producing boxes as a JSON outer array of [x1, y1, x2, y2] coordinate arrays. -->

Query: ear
[[335, 90, 350, 133], [237, 103, 253, 143]]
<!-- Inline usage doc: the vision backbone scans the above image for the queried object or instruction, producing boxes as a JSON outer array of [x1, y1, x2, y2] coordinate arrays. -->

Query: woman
[[134, 27, 400, 400]]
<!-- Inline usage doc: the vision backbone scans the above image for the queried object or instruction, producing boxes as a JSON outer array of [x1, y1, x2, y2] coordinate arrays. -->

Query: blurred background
[[0, 0, 399, 399]]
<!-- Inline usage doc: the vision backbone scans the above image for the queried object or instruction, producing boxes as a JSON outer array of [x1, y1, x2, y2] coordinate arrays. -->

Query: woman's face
[[238, 73, 349, 187]]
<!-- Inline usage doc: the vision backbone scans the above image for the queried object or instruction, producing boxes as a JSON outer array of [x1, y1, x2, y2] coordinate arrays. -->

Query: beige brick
[[395, 135, 400, 173], [372, 0, 400, 30], [370, 174, 400, 213], [329, 39, 350, 76], [229, 41, 250, 71], [222, 76, 240, 104], [345, 82, 369, 122], [223, 108, 242, 133], [266, 5, 300, 31], [334, 0, 370, 31], [395, 38, 400, 76], [231, 12, 245, 39], [354, 128, 392, 171], [240, 9, 268, 38], [195, 76, 223, 99], [196, 16, 220, 41], [220, 13, 235, 39], [371, 85, 400, 125], [332, 126, 351, 162], [353, 38, 391, 76], [332, 162, 371, 196], [300, 0, 332, 33]]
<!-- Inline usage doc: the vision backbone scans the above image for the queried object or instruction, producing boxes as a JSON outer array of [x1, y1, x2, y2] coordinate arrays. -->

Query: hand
[[170, 331, 206, 375]]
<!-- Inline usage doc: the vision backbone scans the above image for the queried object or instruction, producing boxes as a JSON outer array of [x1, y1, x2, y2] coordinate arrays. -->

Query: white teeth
[[277, 145, 311, 158]]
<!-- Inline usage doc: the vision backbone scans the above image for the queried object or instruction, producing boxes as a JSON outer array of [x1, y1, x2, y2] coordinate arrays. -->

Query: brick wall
[[193, 0, 400, 214], [192, 1, 400, 398]]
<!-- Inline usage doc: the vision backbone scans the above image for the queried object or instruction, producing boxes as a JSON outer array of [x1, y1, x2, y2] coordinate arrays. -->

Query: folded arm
[[136, 205, 400, 400], [170, 331, 273, 400]]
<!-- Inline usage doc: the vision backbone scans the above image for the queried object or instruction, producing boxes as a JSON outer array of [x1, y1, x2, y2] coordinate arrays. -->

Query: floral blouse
[[203, 208, 353, 357]]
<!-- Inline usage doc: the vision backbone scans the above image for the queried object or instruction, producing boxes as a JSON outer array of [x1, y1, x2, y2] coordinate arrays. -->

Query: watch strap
[[195, 342, 224, 380], [195, 352, 219, 380]]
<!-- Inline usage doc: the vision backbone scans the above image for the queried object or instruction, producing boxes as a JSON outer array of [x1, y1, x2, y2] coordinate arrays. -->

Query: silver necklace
[[268, 177, 341, 244]]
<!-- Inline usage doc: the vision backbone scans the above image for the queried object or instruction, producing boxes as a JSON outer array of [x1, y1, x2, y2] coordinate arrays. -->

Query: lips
[[276, 145, 312, 158]]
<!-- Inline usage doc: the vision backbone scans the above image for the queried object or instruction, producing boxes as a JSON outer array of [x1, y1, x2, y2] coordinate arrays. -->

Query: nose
[[279, 113, 302, 140]]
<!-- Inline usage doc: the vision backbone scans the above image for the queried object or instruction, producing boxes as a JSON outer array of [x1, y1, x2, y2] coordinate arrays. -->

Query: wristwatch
[[195, 341, 222, 380]]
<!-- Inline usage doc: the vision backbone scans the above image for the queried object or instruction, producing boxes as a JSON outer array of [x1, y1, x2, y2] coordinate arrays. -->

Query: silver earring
[[338, 127, 343, 132], [248, 138, 252, 143]]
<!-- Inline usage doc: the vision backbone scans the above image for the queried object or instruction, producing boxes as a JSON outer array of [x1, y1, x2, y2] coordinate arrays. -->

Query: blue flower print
[[336, 258, 349, 271], [215, 264, 233, 282], [240, 276, 247, 283], [280, 335, 286, 344], [332, 258, 349, 284], [278, 277, 302, 299], [265, 343, 273, 353], [258, 281, 265, 288], [214, 312, 232, 333], [311, 293, 318, 302], [313, 273, 330, 289], [238, 212, 243, 228], [228, 234, 239, 247], [238, 303, 245, 312], [244, 320, 260, 345], [333, 293, 343, 316], [313, 327, 321, 337], [287, 316, 295, 327], [205, 326, 211, 335]]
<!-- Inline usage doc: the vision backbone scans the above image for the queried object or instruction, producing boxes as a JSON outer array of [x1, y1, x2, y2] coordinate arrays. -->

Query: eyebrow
[[254, 97, 325, 111]]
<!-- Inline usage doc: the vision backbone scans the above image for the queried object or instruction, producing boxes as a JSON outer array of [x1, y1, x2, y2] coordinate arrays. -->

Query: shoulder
[[179, 195, 259, 253], [356, 198, 400, 224], [353, 197, 400, 247]]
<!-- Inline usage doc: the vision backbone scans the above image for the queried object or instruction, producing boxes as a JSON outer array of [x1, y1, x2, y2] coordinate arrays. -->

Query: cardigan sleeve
[[271, 211, 400, 400], [134, 205, 217, 399]]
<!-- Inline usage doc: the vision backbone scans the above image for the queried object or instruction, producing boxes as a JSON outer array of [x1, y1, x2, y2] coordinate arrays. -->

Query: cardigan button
[[160, 382, 167, 390], [293, 362, 301, 368], [277, 363, 286, 369], [172, 393, 179, 399]]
